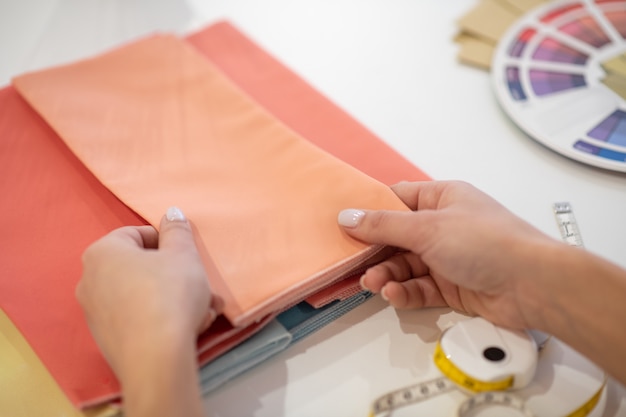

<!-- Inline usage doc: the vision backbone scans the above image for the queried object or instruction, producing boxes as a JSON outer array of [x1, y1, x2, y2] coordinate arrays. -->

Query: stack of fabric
[[0, 21, 431, 416]]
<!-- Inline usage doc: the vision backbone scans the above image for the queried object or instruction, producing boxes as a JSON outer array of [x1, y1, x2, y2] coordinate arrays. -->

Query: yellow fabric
[[0, 309, 120, 417]]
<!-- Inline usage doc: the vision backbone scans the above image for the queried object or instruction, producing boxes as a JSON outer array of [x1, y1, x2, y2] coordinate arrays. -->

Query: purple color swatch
[[530, 70, 586, 96], [588, 110, 626, 147], [532, 37, 589, 65]]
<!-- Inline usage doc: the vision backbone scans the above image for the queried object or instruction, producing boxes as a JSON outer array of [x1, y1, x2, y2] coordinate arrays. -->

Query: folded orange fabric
[[186, 22, 431, 308], [14, 34, 410, 328], [1, 21, 430, 408]]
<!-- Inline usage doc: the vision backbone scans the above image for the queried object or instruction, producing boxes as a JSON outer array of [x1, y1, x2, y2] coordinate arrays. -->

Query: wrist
[[516, 239, 618, 335], [118, 327, 204, 417], [116, 323, 196, 382], [511, 238, 576, 332]]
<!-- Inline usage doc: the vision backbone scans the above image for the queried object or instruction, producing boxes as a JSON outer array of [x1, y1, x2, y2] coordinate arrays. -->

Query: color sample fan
[[492, 0, 626, 172]]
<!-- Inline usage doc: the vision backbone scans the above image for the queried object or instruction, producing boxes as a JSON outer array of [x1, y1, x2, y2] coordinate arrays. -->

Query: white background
[[1, 1, 625, 416]]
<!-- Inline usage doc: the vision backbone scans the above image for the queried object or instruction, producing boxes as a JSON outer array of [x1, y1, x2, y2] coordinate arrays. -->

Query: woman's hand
[[339, 180, 626, 385], [76, 207, 221, 417], [338, 181, 559, 330]]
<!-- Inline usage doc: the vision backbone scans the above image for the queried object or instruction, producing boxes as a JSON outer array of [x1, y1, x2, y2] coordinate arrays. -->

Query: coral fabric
[[1, 21, 430, 408], [0, 85, 142, 407], [13, 34, 410, 328]]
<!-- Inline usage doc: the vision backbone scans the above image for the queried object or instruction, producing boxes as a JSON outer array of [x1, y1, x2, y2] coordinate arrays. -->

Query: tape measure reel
[[434, 318, 538, 392], [369, 317, 607, 417]]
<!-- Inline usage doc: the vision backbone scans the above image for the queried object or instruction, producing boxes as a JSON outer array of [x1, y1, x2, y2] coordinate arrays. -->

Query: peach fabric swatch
[[14, 34, 410, 328], [186, 22, 431, 308]]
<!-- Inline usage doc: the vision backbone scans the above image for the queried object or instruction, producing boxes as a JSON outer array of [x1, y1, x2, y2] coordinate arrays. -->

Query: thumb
[[337, 208, 425, 251], [158, 206, 198, 253]]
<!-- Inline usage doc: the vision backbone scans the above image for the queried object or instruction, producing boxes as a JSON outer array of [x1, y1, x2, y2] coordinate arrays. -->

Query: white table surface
[[1, 1, 625, 416]]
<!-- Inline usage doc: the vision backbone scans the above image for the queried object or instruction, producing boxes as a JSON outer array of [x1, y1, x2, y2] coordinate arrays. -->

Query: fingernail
[[206, 309, 217, 324], [380, 285, 390, 301], [337, 209, 365, 228], [359, 273, 370, 291], [166, 206, 186, 222]]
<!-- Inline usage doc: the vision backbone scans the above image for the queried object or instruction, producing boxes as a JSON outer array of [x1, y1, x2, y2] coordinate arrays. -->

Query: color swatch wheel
[[493, 0, 626, 172]]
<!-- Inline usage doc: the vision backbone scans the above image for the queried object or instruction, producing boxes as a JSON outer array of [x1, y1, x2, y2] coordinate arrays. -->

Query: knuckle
[[81, 242, 99, 265], [163, 221, 193, 237], [367, 210, 391, 230]]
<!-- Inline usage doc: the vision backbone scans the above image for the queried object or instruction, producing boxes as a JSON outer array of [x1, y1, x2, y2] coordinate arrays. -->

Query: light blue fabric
[[200, 320, 292, 394], [200, 291, 373, 394], [277, 291, 373, 344]]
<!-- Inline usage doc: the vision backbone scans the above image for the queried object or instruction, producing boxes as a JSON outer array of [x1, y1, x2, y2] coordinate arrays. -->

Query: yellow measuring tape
[[433, 341, 514, 392], [369, 335, 606, 417], [369, 317, 537, 416]]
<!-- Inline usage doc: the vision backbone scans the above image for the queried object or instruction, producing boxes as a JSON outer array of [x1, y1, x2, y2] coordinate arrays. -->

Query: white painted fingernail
[[359, 273, 370, 291], [206, 309, 217, 324], [337, 209, 365, 228], [166, 206, 186, 222], [380, 285, 390, 301]]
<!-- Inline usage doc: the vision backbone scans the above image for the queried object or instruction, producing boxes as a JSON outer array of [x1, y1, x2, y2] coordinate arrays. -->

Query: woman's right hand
[[338, 180, 562, 330]]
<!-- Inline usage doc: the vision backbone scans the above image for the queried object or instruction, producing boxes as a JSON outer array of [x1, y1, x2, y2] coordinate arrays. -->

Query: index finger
[[393, 180, 490, 213], [81, 225, 158, 268], [390, 180, 452, 211], [101, 225, 159, 249]]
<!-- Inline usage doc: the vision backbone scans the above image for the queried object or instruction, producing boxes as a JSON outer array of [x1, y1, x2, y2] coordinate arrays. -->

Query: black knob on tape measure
[[483, 346, 506, 362]]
